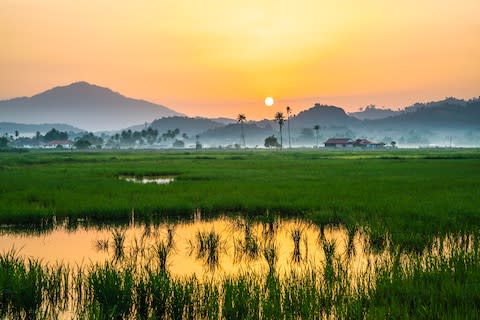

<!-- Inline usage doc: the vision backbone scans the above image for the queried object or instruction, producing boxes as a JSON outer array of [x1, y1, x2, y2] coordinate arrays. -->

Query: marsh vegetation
[[1, 149, 480, 318], [1, 216, 480, 319]]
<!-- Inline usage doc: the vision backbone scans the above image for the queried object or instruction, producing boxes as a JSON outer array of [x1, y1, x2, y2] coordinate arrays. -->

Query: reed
[[2, 234, 480, 319], [111, 228, 126, 261], [193, 230, 223, 271]]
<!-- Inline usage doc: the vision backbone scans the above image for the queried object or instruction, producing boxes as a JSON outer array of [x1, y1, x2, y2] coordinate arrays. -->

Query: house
[[324, 137, 385, 149], [324, 138, 353, 148], [44, 140, 73, 149], [353, 139, 385, 149]]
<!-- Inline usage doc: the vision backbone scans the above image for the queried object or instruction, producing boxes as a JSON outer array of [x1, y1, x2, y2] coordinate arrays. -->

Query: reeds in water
[[191, 230, 223, 271], [111, 228, 126, 261]]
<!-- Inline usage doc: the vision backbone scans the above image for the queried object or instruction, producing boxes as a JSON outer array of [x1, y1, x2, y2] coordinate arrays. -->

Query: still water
[[119, 175, 175, 184], [0, 216, 386, 279]]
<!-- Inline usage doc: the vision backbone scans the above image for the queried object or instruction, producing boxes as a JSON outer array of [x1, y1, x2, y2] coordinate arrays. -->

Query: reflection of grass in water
[[191, 230, 223, 271], [111, 229, 125, 262], [261, 211, 280, 241], [94, 239, 109, 252], [263, 242, 278, 274], [2, 233, 480, 319], [291, 228, 303, 264], [233, 218, 261, 262], [166, 224, 175, 250], [154, 240, 171, 274]]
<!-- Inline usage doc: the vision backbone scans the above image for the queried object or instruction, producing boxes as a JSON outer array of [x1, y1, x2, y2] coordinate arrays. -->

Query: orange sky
[[1, 0, 479, 119]]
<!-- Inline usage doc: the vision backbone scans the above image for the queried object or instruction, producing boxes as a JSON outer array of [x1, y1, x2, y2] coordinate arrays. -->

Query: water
[[0, 216, 385, 279], [1, 216, 477, 319], [119, 175, 174, 184]]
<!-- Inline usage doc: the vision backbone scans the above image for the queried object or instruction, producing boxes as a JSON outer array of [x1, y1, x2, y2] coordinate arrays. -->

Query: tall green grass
[[1, 149, 480, 251]]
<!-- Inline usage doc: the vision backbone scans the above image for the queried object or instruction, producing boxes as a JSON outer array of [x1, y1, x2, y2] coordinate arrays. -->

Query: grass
[[1, 148, 479, 318], [1, 148, 479, 251], [1, 231, 480, 319]]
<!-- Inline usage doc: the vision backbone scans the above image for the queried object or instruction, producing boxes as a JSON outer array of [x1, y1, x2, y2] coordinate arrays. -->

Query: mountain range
[[1, 82, 479, 146], [0, 82, 182, 131]]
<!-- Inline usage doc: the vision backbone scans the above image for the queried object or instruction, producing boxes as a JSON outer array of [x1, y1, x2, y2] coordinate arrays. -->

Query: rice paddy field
[[1, 148, 480, 319]]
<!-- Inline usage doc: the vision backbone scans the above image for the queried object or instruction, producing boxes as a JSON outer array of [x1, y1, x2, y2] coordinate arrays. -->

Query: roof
[[324, 138, 352, 144], [46, 140, 73, 145], [353, 139, 372, 145]]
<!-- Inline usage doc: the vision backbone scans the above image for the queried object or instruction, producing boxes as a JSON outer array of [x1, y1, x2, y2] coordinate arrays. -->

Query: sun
[[264, 97, 274, 106]]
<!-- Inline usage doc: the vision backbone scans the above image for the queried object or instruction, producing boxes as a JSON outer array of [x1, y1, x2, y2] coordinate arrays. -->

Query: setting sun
[[264, 97, 274, 107]]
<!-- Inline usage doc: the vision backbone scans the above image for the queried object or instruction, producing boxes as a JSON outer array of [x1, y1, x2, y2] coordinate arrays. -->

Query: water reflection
[[0, 216, 390, 280], [119, 175, 174, 184], [1, 217, 478, 320]]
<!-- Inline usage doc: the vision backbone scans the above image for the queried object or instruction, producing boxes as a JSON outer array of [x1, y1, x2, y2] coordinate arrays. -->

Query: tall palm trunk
[[279, 124, 283, 149], [240, 122, 245, 147], [287, 117, 291, 148]]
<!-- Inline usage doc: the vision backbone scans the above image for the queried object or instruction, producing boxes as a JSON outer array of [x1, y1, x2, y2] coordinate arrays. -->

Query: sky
[[1, 0, 479, 119]]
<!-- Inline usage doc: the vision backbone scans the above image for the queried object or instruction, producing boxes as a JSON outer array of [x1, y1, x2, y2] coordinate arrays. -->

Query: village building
[[44, 140, 73, 149], [324, 138, 353, 148], [324, 138, 385, 149]]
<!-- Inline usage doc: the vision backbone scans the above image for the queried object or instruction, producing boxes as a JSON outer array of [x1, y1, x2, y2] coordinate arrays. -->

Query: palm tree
[[237, 114, 247, 147], [286, 106, 292, 148], [313, 125, 320, 147], [274, 112, 285, 149]]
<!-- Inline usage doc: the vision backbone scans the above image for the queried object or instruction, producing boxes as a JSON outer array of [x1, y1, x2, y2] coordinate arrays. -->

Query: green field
[[1, 149, 480, 319], [1, 149, 480, 249]]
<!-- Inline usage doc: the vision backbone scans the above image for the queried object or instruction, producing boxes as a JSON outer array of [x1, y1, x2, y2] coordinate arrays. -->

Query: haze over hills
[[349, 105, 401, 120], [1, 81, 478, 147], [0, 82, 183, 131], [149, 116, 224, 136], [0, 122, 84, 136]]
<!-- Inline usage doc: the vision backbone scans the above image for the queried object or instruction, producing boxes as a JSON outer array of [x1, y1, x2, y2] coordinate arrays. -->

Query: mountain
[[0, 81, 183, 131], [149, 116, 224, 136], [0, 122, 84, 136], [209, 117, 236, 125], [349, 105, 400, 120], [290, 103, 360, 128], [371, 98, 480, 129]]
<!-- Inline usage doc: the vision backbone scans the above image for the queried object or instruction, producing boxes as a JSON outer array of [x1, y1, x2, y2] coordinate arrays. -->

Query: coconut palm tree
[[274, 112, 285, 149], [286, 106, 292, 148], [237, 114, 247, 147], [313, 125, 320, 147]]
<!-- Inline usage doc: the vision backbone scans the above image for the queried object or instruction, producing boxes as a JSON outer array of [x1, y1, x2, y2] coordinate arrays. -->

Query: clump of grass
[[0, 249, 68, 319], [154, 240, 171, 274], [263, 242, 278, 274], [193, 230, 223, 271], [290, 227, 303, 264], [261, 210, 280, 241], [95, 239, 109, 252], [234, 219, 260, 262], [83, 264, 134, 319], [166, 224, 176, 250], [111, 228, 126, 261]]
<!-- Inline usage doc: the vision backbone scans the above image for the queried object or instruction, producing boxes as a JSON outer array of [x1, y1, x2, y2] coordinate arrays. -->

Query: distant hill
[[209, 117, 236, 125], [349, 105, 400, 120], [0, 81, 183, 131], [371, 98, 480, 129], [0, 122, 84, 136], [290, 103, 360, 128], [149, 116, 223, 136]]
